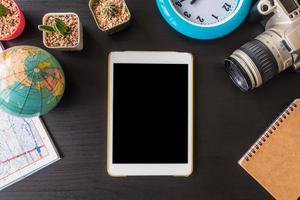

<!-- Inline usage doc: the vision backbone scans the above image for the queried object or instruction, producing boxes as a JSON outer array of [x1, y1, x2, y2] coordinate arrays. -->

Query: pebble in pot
[[0, 0, 25, 41], [38, 12, 83, 51], [89, 0, 131, 34]]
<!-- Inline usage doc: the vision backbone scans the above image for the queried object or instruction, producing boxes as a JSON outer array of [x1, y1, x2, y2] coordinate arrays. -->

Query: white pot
[[42, 12, 83, 51], [88, 0, 131, 34]]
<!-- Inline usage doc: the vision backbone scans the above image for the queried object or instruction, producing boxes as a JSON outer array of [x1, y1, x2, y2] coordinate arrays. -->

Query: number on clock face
[[172, 0, 239, 25]]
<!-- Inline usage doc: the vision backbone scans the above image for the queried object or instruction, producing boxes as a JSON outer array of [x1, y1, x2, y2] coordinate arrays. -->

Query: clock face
[[171, 0, 240, 26]]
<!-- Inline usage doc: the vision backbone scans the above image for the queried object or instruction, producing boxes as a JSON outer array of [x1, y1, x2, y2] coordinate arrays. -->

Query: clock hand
[[190, 0, 198, 5]]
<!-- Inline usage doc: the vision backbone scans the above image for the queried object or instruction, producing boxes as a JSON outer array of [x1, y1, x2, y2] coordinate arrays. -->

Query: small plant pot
[[89, 0, 131, 34], [0, 0, 25, 41], [42, 12, 83, 51]]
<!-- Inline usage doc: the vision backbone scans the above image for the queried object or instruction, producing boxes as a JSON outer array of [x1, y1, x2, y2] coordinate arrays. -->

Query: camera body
[[226, 0, 300, 91]]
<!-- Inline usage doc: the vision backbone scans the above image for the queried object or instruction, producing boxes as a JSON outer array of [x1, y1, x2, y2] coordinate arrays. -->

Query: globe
[[0, 46, 65, 117]]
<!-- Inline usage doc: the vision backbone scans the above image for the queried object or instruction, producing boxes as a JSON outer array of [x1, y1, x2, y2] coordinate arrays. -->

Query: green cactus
[[53, 18, 70, 36], [38, 25, 55, 33], [0, 4, 8, 17], [38, 18, 70, 36], [101, 2, 118, 17]]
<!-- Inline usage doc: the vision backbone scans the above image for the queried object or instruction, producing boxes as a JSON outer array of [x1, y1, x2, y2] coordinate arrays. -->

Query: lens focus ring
[[240, 39, 278, 83]]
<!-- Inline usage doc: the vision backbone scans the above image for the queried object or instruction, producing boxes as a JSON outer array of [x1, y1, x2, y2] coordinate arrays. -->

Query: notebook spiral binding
[[244, 102, 298, 162]]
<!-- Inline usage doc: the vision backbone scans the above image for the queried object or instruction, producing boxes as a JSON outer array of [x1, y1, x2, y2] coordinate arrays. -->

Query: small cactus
[[38, 25, 55, 33], [101, 2, 118, 17], [53, 18, 70, 36], [38, 18, 70, 36], [0, 4, 8, 17]]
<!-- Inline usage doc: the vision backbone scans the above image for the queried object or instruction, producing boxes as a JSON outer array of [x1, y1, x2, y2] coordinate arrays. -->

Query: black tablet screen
[[112, 64, 189, 164]]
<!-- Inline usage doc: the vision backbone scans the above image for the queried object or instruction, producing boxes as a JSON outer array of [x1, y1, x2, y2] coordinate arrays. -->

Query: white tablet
[[107, 51, 193, 176]]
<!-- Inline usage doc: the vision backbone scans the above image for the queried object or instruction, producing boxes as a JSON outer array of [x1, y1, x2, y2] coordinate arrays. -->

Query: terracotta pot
[[0, 1, 25, 41]]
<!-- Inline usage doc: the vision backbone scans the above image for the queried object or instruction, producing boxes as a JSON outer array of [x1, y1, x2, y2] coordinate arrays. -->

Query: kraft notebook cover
[[239, 99, 300, 200]]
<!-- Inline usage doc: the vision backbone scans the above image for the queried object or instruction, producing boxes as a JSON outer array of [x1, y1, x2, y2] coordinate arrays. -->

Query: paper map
[[0, 110, 60, 190]]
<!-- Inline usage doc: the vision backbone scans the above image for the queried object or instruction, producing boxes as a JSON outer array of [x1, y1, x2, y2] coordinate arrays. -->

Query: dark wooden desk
[[1, 1, 299, 199]]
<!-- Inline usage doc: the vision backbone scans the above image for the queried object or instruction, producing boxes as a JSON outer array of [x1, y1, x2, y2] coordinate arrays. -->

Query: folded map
[[0, 110, 60, 190]]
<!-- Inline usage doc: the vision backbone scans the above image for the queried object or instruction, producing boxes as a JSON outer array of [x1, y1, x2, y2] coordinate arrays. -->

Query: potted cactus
[[0, 0, 25, 41], [38, 12, 83, 51], [89, 0, 131, 34]]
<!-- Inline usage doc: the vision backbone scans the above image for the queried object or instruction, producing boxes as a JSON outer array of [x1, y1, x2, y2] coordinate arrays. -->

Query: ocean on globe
[[0, 46, 65, 117]]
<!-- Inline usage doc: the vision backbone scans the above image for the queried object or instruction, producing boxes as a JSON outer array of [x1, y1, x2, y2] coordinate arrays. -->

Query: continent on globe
[[0, 46, 65, 117]]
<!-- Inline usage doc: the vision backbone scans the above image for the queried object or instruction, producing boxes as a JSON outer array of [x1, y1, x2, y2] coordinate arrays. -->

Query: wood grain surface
[[1, 0, 300, 199]]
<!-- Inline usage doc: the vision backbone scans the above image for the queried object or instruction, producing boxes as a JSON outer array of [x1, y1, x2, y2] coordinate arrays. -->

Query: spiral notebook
[[239, 99, 300, 200]]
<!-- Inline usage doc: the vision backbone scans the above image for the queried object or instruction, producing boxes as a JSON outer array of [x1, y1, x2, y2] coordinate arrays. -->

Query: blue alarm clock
[[156, 0, 252, 40]]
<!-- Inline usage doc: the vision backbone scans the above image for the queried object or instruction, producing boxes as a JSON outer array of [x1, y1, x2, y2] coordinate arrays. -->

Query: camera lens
[[225, 39, 279, 91], [225, 58, 252, 91]]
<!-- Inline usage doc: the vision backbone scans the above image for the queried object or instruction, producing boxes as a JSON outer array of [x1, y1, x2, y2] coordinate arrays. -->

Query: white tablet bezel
[[107, 51, 193, 176]]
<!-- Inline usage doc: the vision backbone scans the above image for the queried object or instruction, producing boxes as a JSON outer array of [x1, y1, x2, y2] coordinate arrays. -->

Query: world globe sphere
[[0, 46, 65, 117]]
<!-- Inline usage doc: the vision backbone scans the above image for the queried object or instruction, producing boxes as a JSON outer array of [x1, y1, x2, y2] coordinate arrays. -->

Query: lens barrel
[[240, 39, 278, 82], [225, 39, 279, 91]]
